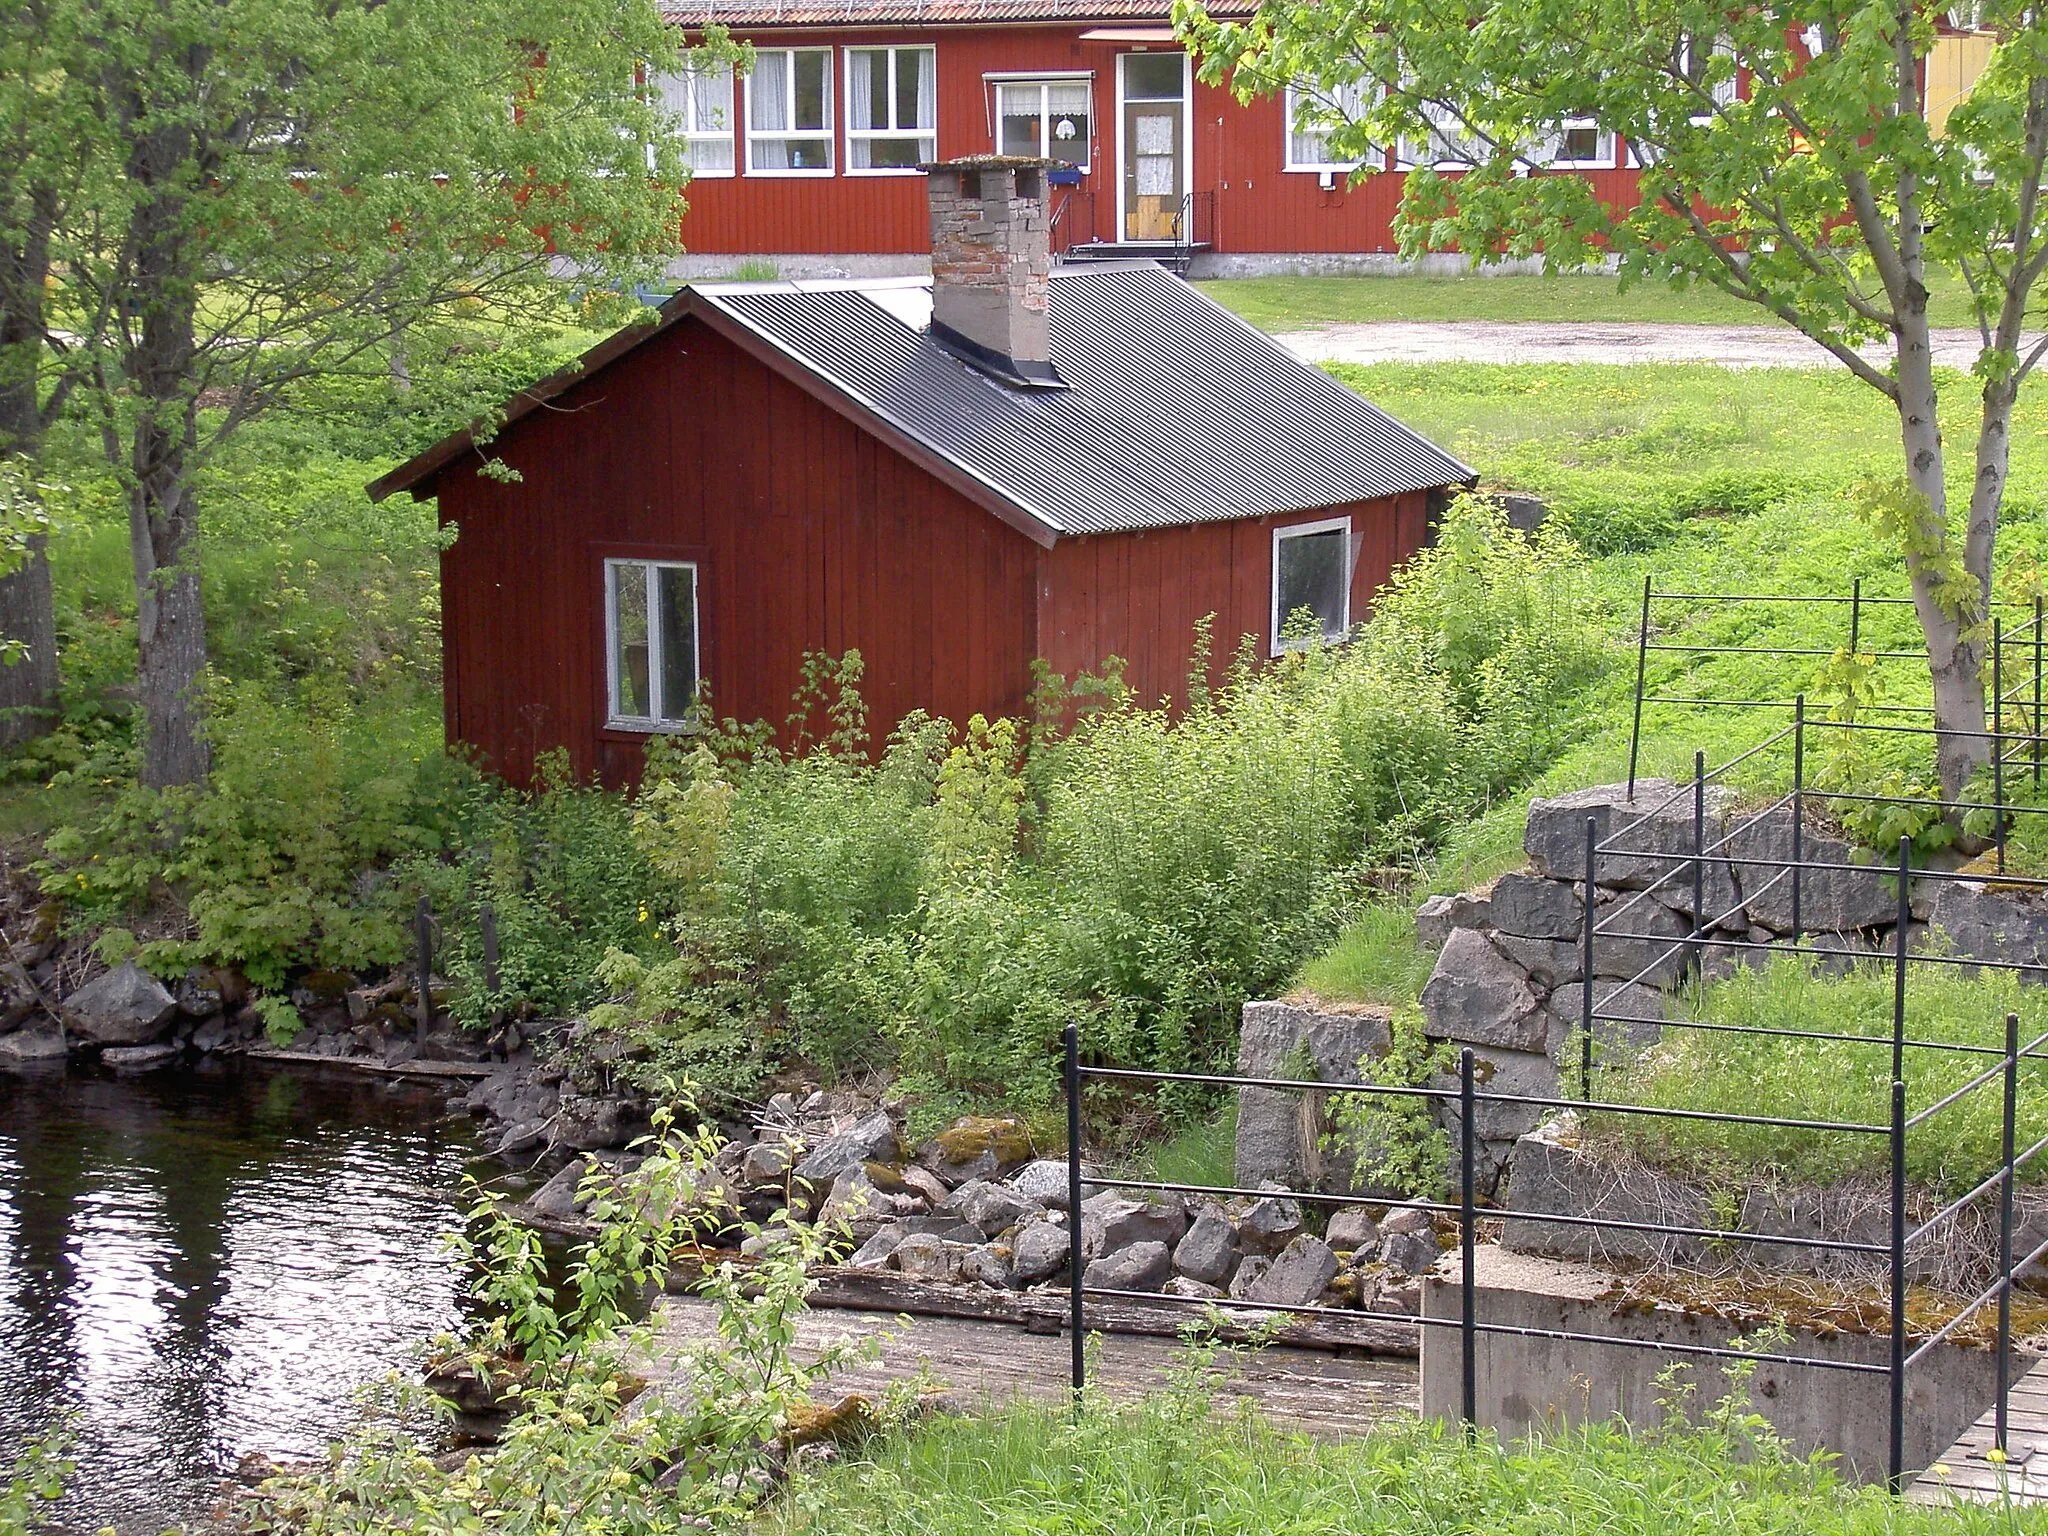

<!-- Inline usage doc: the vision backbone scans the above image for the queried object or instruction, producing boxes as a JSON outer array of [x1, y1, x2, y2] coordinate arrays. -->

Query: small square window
[[994, 77, 1091, 170], [1271, 519, 1351, 654], [748, 48, 834, 173], [606, 558, 700, 728]]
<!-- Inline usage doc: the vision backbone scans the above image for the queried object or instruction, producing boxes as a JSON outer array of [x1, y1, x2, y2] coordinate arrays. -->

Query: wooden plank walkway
[[1910, 1357, 2048, 1507], [649, 1299, 1419, 1437]]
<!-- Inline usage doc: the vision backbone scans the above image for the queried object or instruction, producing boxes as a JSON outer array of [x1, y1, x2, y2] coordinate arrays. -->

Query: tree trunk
[[129, 467, 208, 789], [0, 534, 57, 748], [0, 192, 59, 748], [1893, 276, 1989, 801]]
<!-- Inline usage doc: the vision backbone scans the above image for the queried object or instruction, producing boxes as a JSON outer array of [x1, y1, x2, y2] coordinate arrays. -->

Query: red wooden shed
[[371, 159, 1471, 786]]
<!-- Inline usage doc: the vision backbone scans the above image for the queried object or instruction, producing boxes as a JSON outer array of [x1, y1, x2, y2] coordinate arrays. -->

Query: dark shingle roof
[[695, 264, 1471, 538], [661, 0, 1252, 26]]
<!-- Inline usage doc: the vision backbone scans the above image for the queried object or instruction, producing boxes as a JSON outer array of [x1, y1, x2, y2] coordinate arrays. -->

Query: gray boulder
[[174, 970, 225, 1019], [1234, 1000, 1394, 1194], [1325, 1206, 1379, 1254], [1420, 929, 1545, 1051], [1007, 1160, 1084, 1209], [1244, 1235, 1339, 1308], [1429, 1044, 1559, 1146], [741, 1137, 800, 1184], [916, 1115, 1035, 1188], [1489, 873, 1587, 941], [1584, 896, 1694, 986], [102, 1043, 180, 1073], [1728, 807, 1897, 934], [0, 1025, 66, 1065], [1171, 1210, 1240, 1286], [1380, 1206, 1434, 1237], [1526, 780, 1734, 893], [1498, 1120, 1707, 1267], [848, 1228, 905, 1269], [1490, 933, 1583, 991], [1080, 1192, 1187, 1259], [1924, 881, 2048, 970], [1011, 1218, 1071, 1284], [794, 1111, 900, 1186], [1379, 1228, 1442, 1276], [1083, 1240, 1171, 1294], [1231, 1193, 1303, 1255], [893, 1234, 970, 1281], [1415, 891, 1493, 951], [1226, 1255, 1272, 1301], [1164, 1275, 1226, 1301], [63, 963, 177, 1046], [1, 963, 40, 1032], [961, 1244, 1016, 1289], [954, 1178, 1040, 1237]]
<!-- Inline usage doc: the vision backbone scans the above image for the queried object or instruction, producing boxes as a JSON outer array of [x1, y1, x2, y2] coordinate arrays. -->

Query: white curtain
[[914, 48, 935, 132], [849, 52, 876, 131], [751, 50, 789, 131]]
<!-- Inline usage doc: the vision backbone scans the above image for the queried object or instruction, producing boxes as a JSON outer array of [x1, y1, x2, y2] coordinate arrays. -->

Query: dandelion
[[1934, 1463, 1953, 1478], [1988, 1448, 2009, 1465], [637, 903, 650, 924]]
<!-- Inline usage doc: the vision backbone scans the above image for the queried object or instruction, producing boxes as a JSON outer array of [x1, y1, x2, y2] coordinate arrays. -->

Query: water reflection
[[0, 1061, 483, 1533]]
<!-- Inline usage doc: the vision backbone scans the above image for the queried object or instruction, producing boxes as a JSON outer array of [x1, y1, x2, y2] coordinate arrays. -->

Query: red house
[[650, 0, 1646, 277], [372, 160, 1471, 786]]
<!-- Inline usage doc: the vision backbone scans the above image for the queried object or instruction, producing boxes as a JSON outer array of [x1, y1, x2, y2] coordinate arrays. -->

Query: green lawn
[[1290, 357, 2048, 1004], [1197, 269, 1985, 332], [766, 1390, 2032, 1536]]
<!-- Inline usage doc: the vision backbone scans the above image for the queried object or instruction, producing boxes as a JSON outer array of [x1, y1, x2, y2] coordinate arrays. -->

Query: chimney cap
[[919, 153, 1057, 174]]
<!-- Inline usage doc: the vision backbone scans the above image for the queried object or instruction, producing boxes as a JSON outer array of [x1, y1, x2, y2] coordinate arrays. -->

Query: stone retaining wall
[[1238, 778, 2048, 1207]]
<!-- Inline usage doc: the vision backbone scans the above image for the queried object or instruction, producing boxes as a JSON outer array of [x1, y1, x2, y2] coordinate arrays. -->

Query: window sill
[[603, 719, 703, 737], [684, 168, 738, 179], [746, 166, 837, 177], [845, 165, 930, 177]]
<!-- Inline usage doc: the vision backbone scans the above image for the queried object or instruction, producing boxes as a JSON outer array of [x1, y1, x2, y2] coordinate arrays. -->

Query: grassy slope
[[1195, 269, 1983, 331], [1278, 358, 2048, 1003]]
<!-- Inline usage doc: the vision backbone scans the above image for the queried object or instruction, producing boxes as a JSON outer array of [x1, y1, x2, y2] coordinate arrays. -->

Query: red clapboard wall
[[433, 314, 1433, 786]]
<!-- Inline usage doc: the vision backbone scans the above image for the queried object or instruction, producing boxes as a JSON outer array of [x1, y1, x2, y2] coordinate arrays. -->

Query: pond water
[[0, 1060, 487, 1534]]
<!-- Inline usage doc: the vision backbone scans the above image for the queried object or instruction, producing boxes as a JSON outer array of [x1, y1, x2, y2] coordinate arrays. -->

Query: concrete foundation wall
[[1420, 1247, 2009, 1485]]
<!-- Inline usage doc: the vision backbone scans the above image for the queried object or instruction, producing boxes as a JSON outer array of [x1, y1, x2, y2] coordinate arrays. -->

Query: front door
[[1120, 53, 1185, 242]]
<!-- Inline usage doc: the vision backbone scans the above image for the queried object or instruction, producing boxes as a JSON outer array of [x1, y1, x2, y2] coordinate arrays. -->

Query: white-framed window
[[1395, 99, 1486, 168], [1538, 117, 1617, 168], [1271, 517, 1352, 654], [993, 75, 1092, 169], [605, 558, 700, 729], [1284, 78, 1379, 171], [847, 46, 935, 171], [747, 48, 833, 173], [651, 64, 736, 176]]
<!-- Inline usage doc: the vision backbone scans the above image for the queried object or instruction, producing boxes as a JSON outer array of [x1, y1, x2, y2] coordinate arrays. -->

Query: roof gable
[[369, 268, 1473, 538]]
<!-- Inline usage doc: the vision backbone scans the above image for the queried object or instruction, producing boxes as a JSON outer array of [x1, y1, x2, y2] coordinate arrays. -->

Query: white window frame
[[1283, 80, 1382, 173], [989, 72, 1094, 172], [650, 63, 737, 178], [1270, 516, 1353, 657], [845, 45, 936, 175], [1541, 117, 1618, 169], [746, 47, 835, 176], [604, 557, 701, 731]]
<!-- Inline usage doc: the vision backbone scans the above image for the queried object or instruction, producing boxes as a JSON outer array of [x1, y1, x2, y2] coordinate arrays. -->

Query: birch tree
[[1181, 0, 2048, 799]]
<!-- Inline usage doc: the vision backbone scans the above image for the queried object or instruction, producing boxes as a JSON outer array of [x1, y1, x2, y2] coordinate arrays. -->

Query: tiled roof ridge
[[659, 0, 1255, 23]]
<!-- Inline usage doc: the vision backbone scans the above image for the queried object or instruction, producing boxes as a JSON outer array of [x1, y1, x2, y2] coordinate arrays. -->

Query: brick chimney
[[924, 156, 1064, 388]]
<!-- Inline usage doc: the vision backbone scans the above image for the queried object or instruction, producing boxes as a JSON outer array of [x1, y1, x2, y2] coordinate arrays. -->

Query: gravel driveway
[[1274, 319, 2016, 371]]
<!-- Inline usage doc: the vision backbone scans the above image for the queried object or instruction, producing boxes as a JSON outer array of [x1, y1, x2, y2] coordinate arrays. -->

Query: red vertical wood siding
[[674, 24, 1645, 258], [1035, 491, 1430, 707], [437, 317, 1042, 787]]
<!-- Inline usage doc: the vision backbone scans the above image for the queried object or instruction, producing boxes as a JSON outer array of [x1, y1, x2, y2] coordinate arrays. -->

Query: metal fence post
[[2034, 595, 2042, 790], [1893, 836, 1910, 1085], [1460, 1046, 1478, 1440], [1995, 616, 2007, 875], [1851, 576, 1862, 657], [414, 897, 433, 1047], [1791, 695, 1805, 944], [1627, 575, 1651, 799], [1889, 1074, 1908, 1493], [1581, 817, 1597, 1101], [1999, 1010, 2019, 1457], [1691, 751, 1706, 972], [1064, 1021, 1085, 1406]]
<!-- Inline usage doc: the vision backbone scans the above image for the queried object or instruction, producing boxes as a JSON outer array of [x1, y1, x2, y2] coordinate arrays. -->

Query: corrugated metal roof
[[697, 264, 1472, 537], [660, 0, 1253, 26]]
